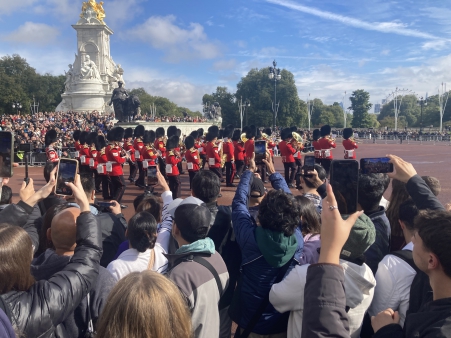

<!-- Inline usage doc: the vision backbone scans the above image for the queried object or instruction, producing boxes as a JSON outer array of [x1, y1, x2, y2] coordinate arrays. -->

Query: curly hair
[[258, 189, 301, 236], [128, 212, 158, 253]]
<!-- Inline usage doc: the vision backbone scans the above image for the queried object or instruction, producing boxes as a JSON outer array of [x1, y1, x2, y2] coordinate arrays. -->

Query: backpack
[[390, 250, 433, 315]]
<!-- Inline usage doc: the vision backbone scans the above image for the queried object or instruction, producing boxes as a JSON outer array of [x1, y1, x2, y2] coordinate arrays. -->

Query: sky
[[1, 0, 451, 113]]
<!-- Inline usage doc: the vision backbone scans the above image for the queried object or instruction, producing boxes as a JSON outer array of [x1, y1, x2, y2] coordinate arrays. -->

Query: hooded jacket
[[364, 206, 390, 274], [31, 249, 116, 338], [230, 170, 304, 335], [270, 259, 375, 338]]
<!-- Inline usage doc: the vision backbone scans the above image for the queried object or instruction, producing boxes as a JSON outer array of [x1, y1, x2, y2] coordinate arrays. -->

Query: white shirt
[[269, 260, 375, 338], [368, 242, 416, 327]]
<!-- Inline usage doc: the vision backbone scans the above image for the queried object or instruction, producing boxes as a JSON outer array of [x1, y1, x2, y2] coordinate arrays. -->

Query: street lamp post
[[268, 60, 281, 132], [417, 96, 427, 133], [12, 101, 22, 114], [341, 91, 347, 128], [438, 83, 450, 133], [30, 96, 39, 115], [238, 97, 250, 130], [307, 94, 313, 131]]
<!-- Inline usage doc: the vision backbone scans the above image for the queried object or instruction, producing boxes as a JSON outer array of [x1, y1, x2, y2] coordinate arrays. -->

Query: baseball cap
[[340, 213, 376, 260], [167, 196, 212, 243], [250, 177, 266, 198]]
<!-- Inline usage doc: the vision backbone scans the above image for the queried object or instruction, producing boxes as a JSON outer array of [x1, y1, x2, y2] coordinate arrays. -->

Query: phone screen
[[360, 157, 394, 174], [330, 160, 359, 214], [147, 165, 158, 186], [254, 140, 266, 164], [0, 131, 13, 178], [56, 159, 78, 195], [304, 155, 315, 172], [98, 202, 114, 208]]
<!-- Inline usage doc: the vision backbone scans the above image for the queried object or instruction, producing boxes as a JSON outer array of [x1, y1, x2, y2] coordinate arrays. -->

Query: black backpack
[[391, 250, 433, 315]]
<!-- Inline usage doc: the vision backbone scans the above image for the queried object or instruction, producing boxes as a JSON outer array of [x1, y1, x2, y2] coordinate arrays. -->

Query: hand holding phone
[[254, 140, 266, 165], [360, 157, 394, 174], [303, 155, 315, 174], [55, 159, 79, 196], [147, 165, 158, 186], [330, 160, 359, 214]]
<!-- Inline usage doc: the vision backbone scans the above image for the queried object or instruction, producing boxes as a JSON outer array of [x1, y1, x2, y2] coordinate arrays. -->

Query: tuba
[[240, 133, 248, 144]]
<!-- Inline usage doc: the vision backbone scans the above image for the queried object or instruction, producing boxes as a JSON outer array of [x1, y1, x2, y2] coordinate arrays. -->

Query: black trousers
[[235, 160, 245, 177], [283, 162, 296, 185], [101, 175, 112, 200], [225, 162, 235, 185], [189, 171, 197, 189], [92, 168, 101, 190], [257, 163, 267, 182], [168, 175, 181, 199], [177, 162, 184, 174], [128, 159, 137, 180], [209, 167, 222, 179], [159, 157, 167, 178], [79, 164, 92, 177], [136, 161, 145, 187], [110, 175, 126, 203], [200, 154, 207, 170], [315, 157, 322, 164], [295, 158, 303, 174], [321, 159, 332, 176]]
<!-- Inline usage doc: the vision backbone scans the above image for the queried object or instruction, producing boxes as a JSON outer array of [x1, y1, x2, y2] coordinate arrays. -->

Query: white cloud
[[381, 49, 390, 56], [2, 22, 60, 45], [422, 40, 448, 51], [0, 0, 37, 16], [125, 15, 222, 62], [213, 59, 237, 70], [33, 0, 79, 22]]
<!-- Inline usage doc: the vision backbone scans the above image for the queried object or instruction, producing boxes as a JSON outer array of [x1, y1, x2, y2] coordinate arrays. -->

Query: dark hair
[[127, 212, 158, 252], [133, 194, 147, 211], [0, 224, 35, 293], [80, 175, 95, 195], [398, 200, 418, 231], [191, 171, 220, 203], [386, 179, 410, 243], [0, 186, 12, 205], [258, 190, 301, 236], [295, 196, 321, 236], [44, 161, 57, 183], [301, 164, 326, 189], [36, 203, 71, 257], [421, 176, 441, 196], [416, 210, 451, 278], [358, 173, 390, 212], [136, 196, 162, 223]]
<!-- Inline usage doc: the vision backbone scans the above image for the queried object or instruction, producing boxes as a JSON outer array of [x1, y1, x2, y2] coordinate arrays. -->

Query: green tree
[[202, 87, 237, 127], [349, 90, 373, 128]]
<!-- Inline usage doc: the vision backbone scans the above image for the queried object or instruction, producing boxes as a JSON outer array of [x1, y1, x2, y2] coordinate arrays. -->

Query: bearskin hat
[[166, 135, 179, 150], [197, 128, 204, 137], [167, 126, 178, 138], [96, 135, 106, 150], [79, 131, 89, 145], [106, 130, 114, 142], [264, 128, 272, 136], [218, 129, 224, 139], [343, 128, 353, 140], [87, 132, 98, 146], [242, 126, 250, 135], [111, 127, 125, 142], [73, 130, 81, 142], [312, 129, 321, 141], [256, 128, 262, 140], [279, 128, 290, 140], [207, 125, 219, 141], [176, 129, 181, 138], [45, 129, 57, 146], [134, 125, 145, 138], [94, 134, 103, 151], [156, 127, 165, 139], [190, 130, 199, 139], [290, 126, 298, 132], [232, 129, 241, 141], [320, 125, 331, 137], [124, 127, 134, 139], [184, 135, 195, 149], [143, 130, 156, 144], [246, 125, 257, 139], [224, 124, 234, 139]]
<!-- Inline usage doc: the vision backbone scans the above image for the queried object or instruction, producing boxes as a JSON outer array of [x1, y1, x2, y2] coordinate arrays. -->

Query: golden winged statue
[[80, 0, 106, 23]]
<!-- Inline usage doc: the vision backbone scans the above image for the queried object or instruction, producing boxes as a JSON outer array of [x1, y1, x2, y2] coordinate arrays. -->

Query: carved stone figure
[[64, 64, 74, 92], [80, 0, 105, 23], [113, 64, 125, 85], [109, 81, 129, 121], [80, 55, 101, 80]]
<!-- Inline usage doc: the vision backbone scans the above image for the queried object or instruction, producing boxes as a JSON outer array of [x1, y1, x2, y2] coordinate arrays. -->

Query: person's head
[[398, 199, 418, 241], [0, 224, 35, 293], [250, 177, 266, 206], [191, 170, 220, 204], [421, 176, 441, 196], [80, 175, 95, 203], [299, 164, 326, 190], [340, 214, 376, 261], [0, 186, 12, 205], [136, 196, 162, 223], [44, 161, 58, 183], [386, 179, 411, 241], [413, 210, 451, 280], [127, 212, 158, 252], [358, 173, 390, 212], [168, 197, 211, 244], [48, 208, 80, 256], [295, 195, 321, 236], [258, 189, 301, 236], [37, 203, 71, 256], [96, 270, 191, 338]]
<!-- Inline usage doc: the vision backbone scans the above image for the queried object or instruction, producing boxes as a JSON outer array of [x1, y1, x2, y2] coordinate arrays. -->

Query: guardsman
[[291, 127, 305, 176], [312, 129, 322, 164], [223, 124, 235, 187], [45, 129, 59, 163], [155, 127, 167, 177], [88, 132, 101, 193], [206, 125, 222, 179], [196, 128, 207, 170], [141, 130, 158, 191], [78, 131, 91, 177], [184, 134, 200, 189], [244, 125, 256, 166], [264, 128, 276, 160], [165, 134, 181, 198], [232, 129, 245, 178], [133, 125, 145, 187], [318, 124, 336, 174], [124, 127, 137, 183], [278, 127, 297, 188], [342, 127, 358, 159], [96, 135, 111, 201], [73, 130, 81, 160], [106, 127, 130, 208]]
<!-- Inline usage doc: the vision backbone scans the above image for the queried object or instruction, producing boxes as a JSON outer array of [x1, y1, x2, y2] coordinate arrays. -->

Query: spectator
[[31, 206, 116, 337], [165, 196, 229, 338], [295, 195, 321, 265], [386, 179, 410, 251], [96, 271, 192, 338], [421, 175, 441, 196], [297, 164, 326, 214], [0, 185, 12, 210], [248, 175, 267, 219], [358, 173, 391, 274]]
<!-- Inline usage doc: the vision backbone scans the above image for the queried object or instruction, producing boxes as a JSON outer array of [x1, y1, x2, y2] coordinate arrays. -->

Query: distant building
[[381, 99, 387, 105], [374, 103, 381, 114]]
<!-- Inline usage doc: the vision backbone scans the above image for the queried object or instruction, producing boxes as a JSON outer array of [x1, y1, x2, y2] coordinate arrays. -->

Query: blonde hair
[[96, 271, 192, 338]]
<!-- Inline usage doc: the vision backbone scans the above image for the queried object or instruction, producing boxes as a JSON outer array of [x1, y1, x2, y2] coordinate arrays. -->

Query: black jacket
[[31, 249, 116, 338], [364, 207, 390, 274], [2, 212, 102, 338], [95, 211, 127, 267], [406, 175, 444, 211]]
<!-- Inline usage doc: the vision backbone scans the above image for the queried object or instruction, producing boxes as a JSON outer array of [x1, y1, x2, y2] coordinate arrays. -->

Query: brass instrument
[[326, 135, 336, 142], [261, 132, 271, 142], [240, 133, 248, 143]]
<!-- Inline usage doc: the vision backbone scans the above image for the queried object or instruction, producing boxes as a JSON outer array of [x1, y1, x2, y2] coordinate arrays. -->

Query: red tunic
[[166, 151, 181, 176], [278, 140, 296, 163], [342, 139, 358, 159], [318, 137, 336, 160], [185, 148, 200, 172], [125, 141, 136, 162], [223, 140, 234, 162], [233, 141, 245, 161], [106, 145, 126, 176], [133, 139, 144, 162], [89, 147, 98, 169], [45, 146, 59, 163], [206, 141, 221, 168], [141, 145, 158, 166], [80, 145, 91, 166], [154, 139, 166, 158], [267, 141, 276, 157], [244, 139, 254, 164], [312, 140, 322, 159], [74, 141, 81, 159], [97, 148, 108, 176]]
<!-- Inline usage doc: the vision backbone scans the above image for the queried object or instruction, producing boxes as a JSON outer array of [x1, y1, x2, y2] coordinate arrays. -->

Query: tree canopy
[[349, 89, 374, 128]]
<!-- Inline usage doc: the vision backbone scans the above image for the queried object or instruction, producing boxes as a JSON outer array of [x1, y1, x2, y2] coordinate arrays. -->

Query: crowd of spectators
[[135, 114, 209, 123]]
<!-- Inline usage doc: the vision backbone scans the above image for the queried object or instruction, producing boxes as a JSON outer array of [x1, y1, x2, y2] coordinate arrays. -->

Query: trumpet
[[261, 132, 271, 142]]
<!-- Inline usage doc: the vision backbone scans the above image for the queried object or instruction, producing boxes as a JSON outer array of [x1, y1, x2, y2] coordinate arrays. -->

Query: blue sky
[[1, 0, 451, 112]]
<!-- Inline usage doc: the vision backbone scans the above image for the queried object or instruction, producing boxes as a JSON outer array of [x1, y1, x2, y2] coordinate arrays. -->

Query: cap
[[340, 214, 376, 260], [167, 196, 211, 243], [250, 177, 266, 198]]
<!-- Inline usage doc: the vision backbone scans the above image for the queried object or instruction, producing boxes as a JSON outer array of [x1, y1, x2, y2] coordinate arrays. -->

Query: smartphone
[[98, 201, 114, 208], [304, 155, 315, 172], [0, 131, 13, 178], [254, 140, 266, 164], [360, 157, 394, 174], [55, 159, 79, 195], [330, 160, 359, 214], [147, 165, 158, 186]]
